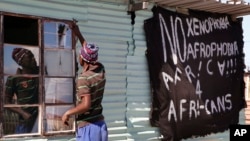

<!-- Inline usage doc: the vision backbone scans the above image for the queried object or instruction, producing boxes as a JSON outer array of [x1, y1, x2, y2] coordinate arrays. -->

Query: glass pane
[[44, 22, 57, 33], [44, 33, 57, 47], [45, 49, 74, 76], [3, 53, 39, 135], [3, 106, 39, 135], [45, 78, 73, 103], [4, 45, 39, 75], [44, 22, 72, 48], [45, 105, 74, 132], [4, 76, 39, 104]]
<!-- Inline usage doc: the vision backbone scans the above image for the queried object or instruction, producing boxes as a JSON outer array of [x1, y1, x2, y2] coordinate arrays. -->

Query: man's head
[[79, 43, 99, 64], [12, 48, 37, 69]]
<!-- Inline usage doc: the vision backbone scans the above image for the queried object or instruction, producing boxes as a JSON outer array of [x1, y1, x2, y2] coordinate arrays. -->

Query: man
[[62, 23, 108, 141], [4, 48, 39, 134]]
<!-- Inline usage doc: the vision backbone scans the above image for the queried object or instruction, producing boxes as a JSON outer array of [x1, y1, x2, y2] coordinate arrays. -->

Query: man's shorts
[[76, 120, 108, 141]]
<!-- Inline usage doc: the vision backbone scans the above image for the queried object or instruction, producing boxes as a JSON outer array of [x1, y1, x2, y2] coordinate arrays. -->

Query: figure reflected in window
[[58, 23, 68, 47], [4, 48, 39, 134]]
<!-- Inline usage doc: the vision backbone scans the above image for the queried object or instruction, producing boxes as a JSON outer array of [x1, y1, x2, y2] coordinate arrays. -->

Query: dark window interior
[[4, 15, 38, 45]]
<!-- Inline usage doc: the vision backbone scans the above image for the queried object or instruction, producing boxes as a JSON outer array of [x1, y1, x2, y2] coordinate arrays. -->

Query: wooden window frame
[[0, 12, 77, 139]]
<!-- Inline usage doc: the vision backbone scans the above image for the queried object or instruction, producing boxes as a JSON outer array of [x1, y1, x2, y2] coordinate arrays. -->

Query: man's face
[[20, 51, 37, 69]]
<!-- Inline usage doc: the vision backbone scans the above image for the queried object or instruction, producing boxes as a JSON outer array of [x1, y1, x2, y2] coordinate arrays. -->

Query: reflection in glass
[[3, 108, 19, 135], [45, 105, 74, 132], [3, 106, 39, 135], [3, 46, 40, 135], [45, 49, 73, 76], [44, 22, 72, 48], [5, 76, 39, 104], [4, 45, 39, 75], [4, 75, 39, 135], [45, 78, 73, 103]]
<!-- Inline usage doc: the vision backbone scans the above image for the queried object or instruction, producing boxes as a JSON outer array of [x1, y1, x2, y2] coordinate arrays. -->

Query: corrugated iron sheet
[[0, 0, 160, 140]]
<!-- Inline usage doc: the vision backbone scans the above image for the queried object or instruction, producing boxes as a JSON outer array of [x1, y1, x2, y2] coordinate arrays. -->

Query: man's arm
[[5, 96, 32, 120], [7, 107, 32, 120], [71, 22, 86, 46], [62, 94, 91, 125]]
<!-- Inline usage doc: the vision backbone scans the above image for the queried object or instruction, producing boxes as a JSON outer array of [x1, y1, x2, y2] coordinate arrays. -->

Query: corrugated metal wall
[[0, 0, 161, 140], [80, 2, 136, 140], [126, 8, 161, 141], [80, 2, 161, 140]]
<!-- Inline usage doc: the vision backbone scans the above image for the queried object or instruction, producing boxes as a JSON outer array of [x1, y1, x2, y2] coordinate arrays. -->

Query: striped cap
[[80, 43, 99, 63], [12, 48, 31, 65]]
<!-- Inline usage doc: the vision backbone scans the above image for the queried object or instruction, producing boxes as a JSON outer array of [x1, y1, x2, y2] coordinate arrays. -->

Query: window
[[0, 14, 76, 138], [4, 15, 38, 45]]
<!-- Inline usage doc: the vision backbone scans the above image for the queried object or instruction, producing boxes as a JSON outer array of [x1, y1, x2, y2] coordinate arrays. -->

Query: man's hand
[[69, 19, 85, 45], [62, 112, 70, 126], [69, 22, 80, 34], [21, 111, 32, 120]]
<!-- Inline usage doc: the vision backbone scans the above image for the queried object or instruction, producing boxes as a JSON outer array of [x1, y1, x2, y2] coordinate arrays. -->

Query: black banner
[[144, 6, 246, 141]]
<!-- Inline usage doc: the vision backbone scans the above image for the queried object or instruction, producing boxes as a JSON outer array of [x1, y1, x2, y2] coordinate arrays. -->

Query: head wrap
[[80, 43, 99, 63], [12, 48, 31, 65]]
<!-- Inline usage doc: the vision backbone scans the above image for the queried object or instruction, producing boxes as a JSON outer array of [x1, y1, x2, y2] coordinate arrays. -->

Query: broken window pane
[[4, 15, 38, 46], [44, 22, 72, 48]]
